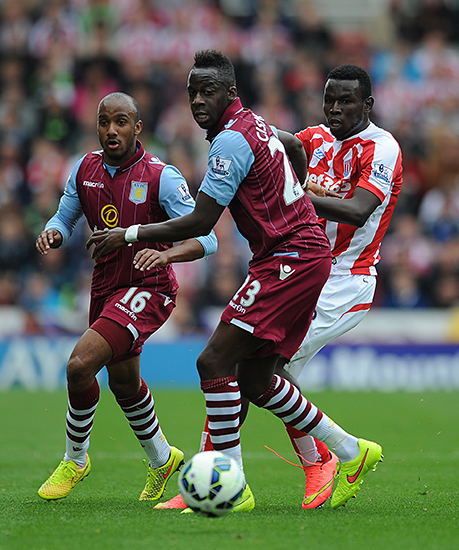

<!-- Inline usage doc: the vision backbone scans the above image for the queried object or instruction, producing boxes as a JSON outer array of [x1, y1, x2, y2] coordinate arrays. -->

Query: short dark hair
[[192, 50, 236, 88], [101, 92, 140, 122], [326, 65, 372, 99]]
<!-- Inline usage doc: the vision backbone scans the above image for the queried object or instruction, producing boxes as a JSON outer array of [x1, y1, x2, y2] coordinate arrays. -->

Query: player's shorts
[[89, 286, 176, 366], [220, 252, 331, 360], [284, 272, 377, 379]]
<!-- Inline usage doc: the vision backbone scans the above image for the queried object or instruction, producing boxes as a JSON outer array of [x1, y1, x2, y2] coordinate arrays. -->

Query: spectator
[[2, 0, 459, 337]]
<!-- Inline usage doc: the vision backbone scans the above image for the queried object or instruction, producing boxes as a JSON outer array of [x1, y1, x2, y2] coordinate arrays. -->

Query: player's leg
[[276, 274, 377, 507], [273, 357, 337, 508], [154, 393, 252, 510], [285, 274, 376, 383], [246, 367, 382, 508], [38, 328, 112, 500], [161, 324, 262, 514], [195, 321, 267, 511], [91, 296, 185, 503], [107, 353, 184, 501], [197, 321, 267, 468]]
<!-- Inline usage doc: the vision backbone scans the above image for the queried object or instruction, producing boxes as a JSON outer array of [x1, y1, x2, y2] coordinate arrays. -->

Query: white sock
[[141, 433, 171, 468], [308, 413, 360, 463], [291, 434, 321, 467], [117, 380, 170, 468]]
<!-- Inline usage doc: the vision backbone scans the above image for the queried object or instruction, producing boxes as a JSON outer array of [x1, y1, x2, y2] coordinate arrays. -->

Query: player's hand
[[307, 182, 342, 198], [133, 248, 169, 270], [36, 229, 63, 254], [86, 227, 127, 260]]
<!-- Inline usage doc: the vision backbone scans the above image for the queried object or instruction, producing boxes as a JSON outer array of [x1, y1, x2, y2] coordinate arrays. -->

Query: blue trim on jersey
[[273, 252, 299, 257], [159, 165, 196, 218], [105, 164, 117, 177], [198, 130, 254, 207], [159, 165, 217, 256], [44, 155, 86, 244]]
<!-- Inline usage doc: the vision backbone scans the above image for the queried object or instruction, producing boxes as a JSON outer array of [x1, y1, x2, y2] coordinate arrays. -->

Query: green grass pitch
[[1, 389, 458, 550]]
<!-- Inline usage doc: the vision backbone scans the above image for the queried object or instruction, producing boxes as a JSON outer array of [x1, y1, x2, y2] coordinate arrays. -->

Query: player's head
[[187, 50, 238, 131], [323, 64, 374, 141], [97, 92, 143, 166]]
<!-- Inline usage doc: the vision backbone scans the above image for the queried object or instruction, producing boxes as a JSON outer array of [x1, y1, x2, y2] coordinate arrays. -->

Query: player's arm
[[87, 192, 224, 261], [36, 228, 63, 255], [155, 164, 218, 257], [309, 187, 381, 227], [133, 239, 206, 271], [131, 165, 219, 270], [312, 137, 400, 226], [36, 159, 85, 255], [277, 129, 307, 184]]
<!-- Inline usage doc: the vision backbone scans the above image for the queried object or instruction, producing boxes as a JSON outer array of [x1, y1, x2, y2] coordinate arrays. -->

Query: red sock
[[200, 416, 214, 452], [314, 437, 330, 462]]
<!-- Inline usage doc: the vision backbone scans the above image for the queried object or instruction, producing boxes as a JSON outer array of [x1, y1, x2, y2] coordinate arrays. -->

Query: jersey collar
[[206, 98, 244, 142], [113, 140, 145, 172]]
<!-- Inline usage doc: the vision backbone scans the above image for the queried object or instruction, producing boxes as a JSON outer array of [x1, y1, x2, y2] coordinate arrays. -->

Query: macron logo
[[83, 180, 104, 188], [279, 264, 295, 281]]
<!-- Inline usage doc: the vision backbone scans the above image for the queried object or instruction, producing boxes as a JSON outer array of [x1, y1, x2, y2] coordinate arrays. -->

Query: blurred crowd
[[2, 0, 459, 338]]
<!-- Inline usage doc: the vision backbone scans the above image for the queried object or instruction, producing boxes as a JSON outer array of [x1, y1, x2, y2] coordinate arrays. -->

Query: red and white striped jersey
[[295, 122, 403, 276]]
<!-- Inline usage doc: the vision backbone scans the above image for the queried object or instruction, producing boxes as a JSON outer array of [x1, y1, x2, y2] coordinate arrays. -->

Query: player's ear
[[364, 96, 374, 115], [227, 86, 237, 101], [135, 120, 143, 136]]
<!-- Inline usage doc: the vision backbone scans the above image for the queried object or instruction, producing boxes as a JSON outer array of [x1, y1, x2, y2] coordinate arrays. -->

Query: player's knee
[[108, 376, 140, 400], [238, 375, 268, 402], [197, 348, 225, 380], [67, 355, 95, 391], [196, 351, 213, 380]]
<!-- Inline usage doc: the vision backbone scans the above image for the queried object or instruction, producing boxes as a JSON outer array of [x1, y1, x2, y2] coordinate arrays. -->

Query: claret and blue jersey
[[198, 97, 330, 262], [45, 141, 217, 297]]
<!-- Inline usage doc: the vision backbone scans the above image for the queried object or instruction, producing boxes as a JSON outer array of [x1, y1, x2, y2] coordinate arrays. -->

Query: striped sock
[[253, 374, 324, 432], [201, 376, 243, 472], [117, 379, 170, 468], [254, 375, 358, 462], [64, 379, 100, 467]]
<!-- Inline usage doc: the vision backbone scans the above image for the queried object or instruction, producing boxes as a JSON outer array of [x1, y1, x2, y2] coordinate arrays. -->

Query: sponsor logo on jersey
[[372, 162, 393, 184], [129, 181, 148, 204], [83, 180, 104, 188], [211, 155, 232, 179], [101, 204, 118, 227], [279, 264, 296, 280], [177, 181, 193, 202], [114, 302, 138, 320], [229, 300, 246, 314]]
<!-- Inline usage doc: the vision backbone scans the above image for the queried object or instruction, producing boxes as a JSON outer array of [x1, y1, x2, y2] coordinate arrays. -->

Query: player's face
[[187, 68, 236, 130], [323, 79, 373, 141], [97, 97, 142, 166]]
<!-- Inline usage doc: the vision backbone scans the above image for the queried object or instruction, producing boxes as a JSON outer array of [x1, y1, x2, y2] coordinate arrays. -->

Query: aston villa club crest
[[129, 181, 148, 204]]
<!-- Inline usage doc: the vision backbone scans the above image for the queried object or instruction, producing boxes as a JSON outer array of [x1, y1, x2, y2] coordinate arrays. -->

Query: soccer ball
[[178, 451, 245, 517]]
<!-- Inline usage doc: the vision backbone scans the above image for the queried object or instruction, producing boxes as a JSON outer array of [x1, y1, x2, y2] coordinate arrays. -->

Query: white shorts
[[284, 272, 377, 379]]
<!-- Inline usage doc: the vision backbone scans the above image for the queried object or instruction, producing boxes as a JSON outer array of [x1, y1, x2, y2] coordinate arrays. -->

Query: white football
[[178, 451, 245, 517]]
